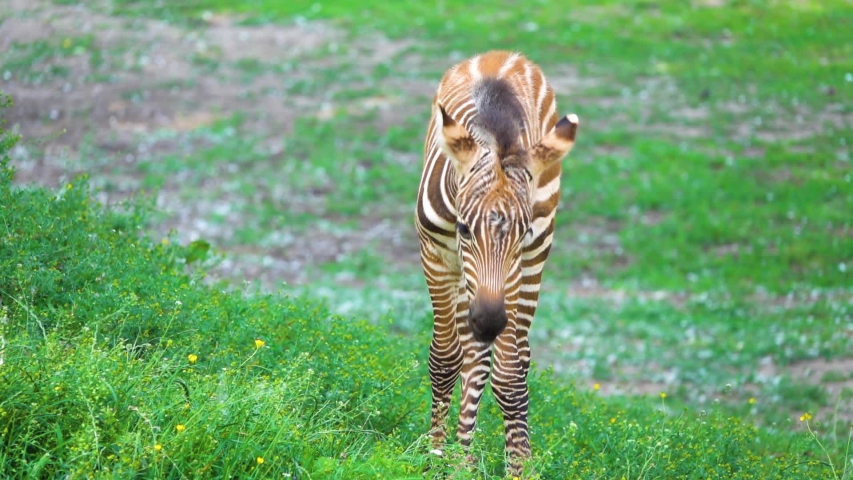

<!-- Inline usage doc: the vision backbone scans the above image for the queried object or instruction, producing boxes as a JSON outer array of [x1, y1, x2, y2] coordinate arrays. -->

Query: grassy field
[[2, 0, 852, 478], [0, 137, 846, 478]]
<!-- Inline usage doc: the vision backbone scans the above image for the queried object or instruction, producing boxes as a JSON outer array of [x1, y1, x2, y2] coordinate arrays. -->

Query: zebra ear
[[529, 114, 579, 177], [437, 104, 478, 176]]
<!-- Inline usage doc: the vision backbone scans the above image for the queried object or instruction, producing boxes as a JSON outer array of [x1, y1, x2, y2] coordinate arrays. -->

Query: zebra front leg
[[425, 267, 464, 451], [428, 284, 471, 450], [492, 327, 531, 476], [428, 330, 462, 449], [456, 339, 493, 451], [518, 226, 553, 379]]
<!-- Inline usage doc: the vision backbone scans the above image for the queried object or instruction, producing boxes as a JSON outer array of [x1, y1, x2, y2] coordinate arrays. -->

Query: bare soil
[[2, 0, 428, 285], [757, 357, 853, 422]]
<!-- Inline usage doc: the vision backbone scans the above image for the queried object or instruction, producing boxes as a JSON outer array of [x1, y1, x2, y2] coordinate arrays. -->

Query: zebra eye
[[456, 222, 472, 240]]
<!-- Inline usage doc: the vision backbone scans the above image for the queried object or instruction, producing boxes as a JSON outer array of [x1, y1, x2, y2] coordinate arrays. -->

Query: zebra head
[[436, 102, 578, 343]]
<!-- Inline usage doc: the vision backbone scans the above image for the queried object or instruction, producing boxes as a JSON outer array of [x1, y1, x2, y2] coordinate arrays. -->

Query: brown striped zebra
[[415, 50, 578, 475]]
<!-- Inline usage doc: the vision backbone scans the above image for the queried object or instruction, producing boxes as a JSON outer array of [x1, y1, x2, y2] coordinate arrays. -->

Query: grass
[[0, 35, 100, 84], [0, 129, 849, 478], [2, 0, 853, 477], [94, 0, 853, 294]]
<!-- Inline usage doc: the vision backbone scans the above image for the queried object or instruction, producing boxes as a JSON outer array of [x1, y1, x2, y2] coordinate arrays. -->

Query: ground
[[2, 0, 851, 432]]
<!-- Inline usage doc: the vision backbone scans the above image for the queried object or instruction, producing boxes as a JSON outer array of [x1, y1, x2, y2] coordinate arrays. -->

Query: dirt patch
[[566, 277, 688, 309], [575, 76, 848, 150], [575, 356, 853, 423], [554, 217, 629, 268], [638, 209, 667, 226], [201, 18, 341, 62], [566, 4, 633, 23], [2, 1, 426, 168], [741, 146, 765, 158], [788, 358, 853, 385], [0, 17, 52, 48], [709, 243, 745, 258], [558, 72, 713, 140], [671, 106, 709, 121], [207, 217, 421, 289], [549, 65, 603, 98], [2, 0, 431, 287], [692, 0, 727, 8], [1, 3, 339, 156], [754, 357, 853, 422], [726, 100, 852, 143], [593, 379, 672, 398], [748, 288, 853, 310], [592, 143, 632, 158], [603, 362, 681, 396]]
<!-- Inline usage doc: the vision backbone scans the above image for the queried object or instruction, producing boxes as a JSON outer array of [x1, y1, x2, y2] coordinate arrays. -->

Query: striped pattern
[[415, 51, 579, 475]]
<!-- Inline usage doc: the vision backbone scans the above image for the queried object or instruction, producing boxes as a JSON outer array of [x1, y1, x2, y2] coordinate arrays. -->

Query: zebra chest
[[423, 232, 464, 275]]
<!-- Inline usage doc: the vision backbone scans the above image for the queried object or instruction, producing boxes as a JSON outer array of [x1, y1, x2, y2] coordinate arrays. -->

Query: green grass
[[4, 0, 853, 477], [101, 0, 853, 296], [110, 1, 853, 101], [0, 34, 101, 84], [1, 120, 850, 478], [21, 0, 838, 427], [16, 0, 849, 294]]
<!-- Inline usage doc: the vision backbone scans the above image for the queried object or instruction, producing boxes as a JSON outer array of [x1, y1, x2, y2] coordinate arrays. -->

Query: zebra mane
[[470, 77, 525, 158]]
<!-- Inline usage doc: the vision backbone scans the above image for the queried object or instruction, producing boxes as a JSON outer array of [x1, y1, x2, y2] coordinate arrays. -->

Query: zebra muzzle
[[468, 297, 508, 343]]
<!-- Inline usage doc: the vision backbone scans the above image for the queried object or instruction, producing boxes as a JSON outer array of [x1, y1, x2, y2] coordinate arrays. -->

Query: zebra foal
[[415, 50, 579, 475]]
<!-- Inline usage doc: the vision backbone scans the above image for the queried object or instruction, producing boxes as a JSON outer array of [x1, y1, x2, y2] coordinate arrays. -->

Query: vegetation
[[0, 152, 844, 479], [1, 0, 851, 478]]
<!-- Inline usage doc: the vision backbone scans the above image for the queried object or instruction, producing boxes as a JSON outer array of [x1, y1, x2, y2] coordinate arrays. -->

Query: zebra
[[415, 50, 579, 475]]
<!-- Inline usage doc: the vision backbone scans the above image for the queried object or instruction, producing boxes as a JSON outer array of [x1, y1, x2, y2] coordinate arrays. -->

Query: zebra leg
[[428, 326, 462, 448], [456, 332, 493, 450], [518, 222, 553, 378], [491, 326, 531, 475], [425, 259, 464, 450]]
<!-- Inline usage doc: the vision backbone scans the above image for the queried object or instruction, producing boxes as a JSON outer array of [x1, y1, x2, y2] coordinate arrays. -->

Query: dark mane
[[471, 77, 525, 157]]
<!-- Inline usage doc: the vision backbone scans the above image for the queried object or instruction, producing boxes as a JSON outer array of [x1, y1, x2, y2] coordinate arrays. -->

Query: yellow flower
[[62, 38, 71, 49], [256, 456, 264, 465], [154, 444, 162, 451], [161, 238, 169, 246], [748, 397, 756, 405], [187, 353, 198, 364], [593, 383, 600, 391], [799, 413, 812, 422], [610, 418, 616, 424], [54, 386, 61, 391], [176, 424, 186, 432], [254, 339, 265, 349], [659, 392, 667, 399]]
